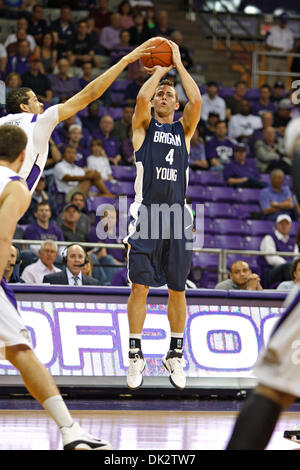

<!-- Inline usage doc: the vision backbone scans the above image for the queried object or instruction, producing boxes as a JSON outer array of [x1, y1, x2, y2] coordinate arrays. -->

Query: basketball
[[141, 37, 173, 68]]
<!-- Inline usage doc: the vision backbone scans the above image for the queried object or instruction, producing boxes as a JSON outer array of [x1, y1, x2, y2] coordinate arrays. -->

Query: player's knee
[[131, 283, 149, 299], [168, 288, 185, 300], [255, 384, 296, 409]]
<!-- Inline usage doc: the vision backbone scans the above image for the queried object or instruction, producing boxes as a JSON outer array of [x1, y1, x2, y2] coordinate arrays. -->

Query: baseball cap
[[279, 12, 288, 22], [234, 142, 247, 151], [278, 98, 293, 110], [274, 80, 285, 89], [63, 203, 80, 212], [276, 214, 292, 224]]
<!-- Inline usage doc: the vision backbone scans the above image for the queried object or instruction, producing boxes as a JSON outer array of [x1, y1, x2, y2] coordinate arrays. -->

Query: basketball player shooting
[[0, 124, 111, 450], [226, 118, 300, 450], [124, 40, 202, 390], [0, 39, 155, 194]]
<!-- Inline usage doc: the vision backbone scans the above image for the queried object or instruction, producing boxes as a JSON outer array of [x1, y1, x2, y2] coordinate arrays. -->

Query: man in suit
[[43, 243, 99, 285]]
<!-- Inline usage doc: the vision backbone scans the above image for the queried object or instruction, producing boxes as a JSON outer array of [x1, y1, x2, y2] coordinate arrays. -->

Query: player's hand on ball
[[144, 65, 174, 76], [167, 40, 182, 67]]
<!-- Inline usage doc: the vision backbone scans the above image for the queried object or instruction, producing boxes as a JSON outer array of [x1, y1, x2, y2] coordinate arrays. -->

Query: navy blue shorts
[[124, 203, 194, 291]]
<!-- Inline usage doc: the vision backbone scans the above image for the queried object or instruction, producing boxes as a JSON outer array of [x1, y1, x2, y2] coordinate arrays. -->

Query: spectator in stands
[[21, 54, 53, 104], [27, 4, 48, 45], [266, 12, 294, 86], [66, 124, 90, 168], [224, 143, 267, 188], [3, 244, 24, 284], [271, 80, 286, 105], [24, 201, 64, 254], [250, 111, 274, 151], [5, 39, 30, 76], [81, 254, 94, 277], [87, 139, 113, 181], [86, 15, 99, 45], [154, 10, 174, 38], [54, 145, 114, 202], [43, 244, 100, 285], [124, 64, 148, 105], [225, 80, 247, 119], [35, 32, 57, 75], [0, 41, 7, 74], [59, 203, 88, 243], [21, 240, 61, 284], [48, 58, 80, 101], [201, 111, 219, 142], [0, 0, 34, 19], [19, 173, 57, 224], [90, 0, 112, 32], [277, 257, 300, 290], [170, 30, 194, 70], [5, 17, 36, 54], [81, 100, 100, 135], [251, 84, 277, 117], [53, 114, 90, 150], [50, 4, 76, 58], [5, 72, 21, 94], [206, 120, 235, 171], [254, 126, 288, 174], [99, 13, 123, 55], [110, 29, 134, 69], [92, 114, 122, 166], [259, 214, 298, 287], [259, 168, 294, 221], [189, 127, 208, 170], [201, 81, 226, 122], [215, 260, 263, 290], [128, 10, 152, 46], [57, 191, 91, 239], [66, 20, 100, 68], [228, 99, 262, 142], [118, 0, 134, 29], [273, 98, 293, 135], [5, 28, 28, 58], [78, 61, 94, 90], [112, 104, 134, 143], [120, 125, 134, 165]]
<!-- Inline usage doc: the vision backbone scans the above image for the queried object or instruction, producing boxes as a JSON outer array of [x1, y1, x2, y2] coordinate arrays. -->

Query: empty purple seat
[[107, 107, 123, 120], [197, 171, 224, 186], [215, 235, 245, 250], [111, 80, 131, 91], [186, 185, 209, 202], [219, 86, 234, 97], [188, 170, 202, 185], [111, 181, 135, 197], [190, 251, 219, 288], [203, 234, 216, 248], [204, 202, 238, 219], [112, 165, 136, 181], [244, 89, 260, 100], [243, 236, 262, 251], [213, 219, 246, 235], [245, 220, 274, 236], [233, 203, 260, 219], [237, 188, 260, 204], [86, 196, 116, 213], [207, 186, 238, 203]]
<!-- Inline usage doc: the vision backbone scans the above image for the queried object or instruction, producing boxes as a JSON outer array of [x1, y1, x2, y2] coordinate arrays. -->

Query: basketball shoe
[[283, 424, 300, 443], [127, 348, 146, 389], [62, 422, 112, 450], [162, 349, 186, 390]]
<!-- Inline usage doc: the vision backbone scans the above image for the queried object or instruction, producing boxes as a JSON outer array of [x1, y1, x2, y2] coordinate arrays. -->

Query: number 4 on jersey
[[165, 148, 174, 165]]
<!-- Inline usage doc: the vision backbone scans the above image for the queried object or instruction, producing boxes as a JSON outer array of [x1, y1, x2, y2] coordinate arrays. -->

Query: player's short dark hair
[[0, 124, 27, 162], [71, 191, 85, 201], [216, 120, 227, 126], [155, 79, 178, 102], [230, 260, 250, 272], [6, 87, 32, 114]]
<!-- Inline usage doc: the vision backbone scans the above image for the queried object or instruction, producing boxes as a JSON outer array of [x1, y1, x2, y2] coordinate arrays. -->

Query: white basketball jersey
[[0, 166, 23, 197], [0, 105, 59, 193]]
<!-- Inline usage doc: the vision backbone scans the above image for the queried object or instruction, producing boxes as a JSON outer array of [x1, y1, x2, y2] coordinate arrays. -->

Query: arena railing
[[252, 50, 300, 88], [13, 239, 299, 285]]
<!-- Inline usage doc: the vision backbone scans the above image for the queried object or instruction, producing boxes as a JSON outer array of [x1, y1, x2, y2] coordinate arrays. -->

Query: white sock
[[42, 395, 74, 429]]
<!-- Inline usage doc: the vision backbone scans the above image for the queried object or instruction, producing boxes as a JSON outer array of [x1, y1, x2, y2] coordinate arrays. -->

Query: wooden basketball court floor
[[0, 399, 299, 450]]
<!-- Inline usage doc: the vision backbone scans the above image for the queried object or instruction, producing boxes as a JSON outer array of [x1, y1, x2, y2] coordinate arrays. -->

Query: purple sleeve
[[223, 163, 234, 182], [24, 224, 39, 240], [205, 139, 217, 160], [259, 188, 270, 210], [54, 225, 65, 241]]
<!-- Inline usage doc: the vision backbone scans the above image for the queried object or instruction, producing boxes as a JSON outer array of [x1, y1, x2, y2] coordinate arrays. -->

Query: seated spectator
[[205, 120, 235, 171], [215, 260, 263, 290], [19, 173, 57, 224], [170, 30, 193, 70], [223, 143, 267, 188], [271, 80, 286, 106], [259, 168, 294, 221], [154, 10, 174, 38], [81, 254, 94, 278], [59, 203, 88, 243], [259, 214, 298, 287], [53, 114, 89, 150], [24, 201, 64, 254], [54, 145, 114, 201], [50, 4, 76, 58], [66, 124, 90, 168], [43, 244, 100, 285], [57, 191, 91, 241], [90, 0, 112, 31], [48, 58, 80, 101], [3, 245, 24, 284], [202, 111, 219, 142], [35, 32, 58, 75], [249, 111, 274, 152], [228, 99, 262, 142], [120, 125, 134, 165], [277, 257, 300, 290], [250, 84, 277, 117], [86, 16, 99, 45], [254, 126, 288, 174], [273, 98, 293, 135], [0, 41, 7, 74], [112, 104, 134, 143], [189, 127, 208, 170], [66, 20, 100, 68], [5, 72, 21, 94], [99, 13, 122, 55], [225, 80, 247, 119], [21, 240, 61, 284], [124, 65, 148, 105], [0, 0, 34, 19], [110, 29, 134, 66], [145, 6, 156, 32], [5, 17, 36, 54], [128, 10, 152, 46], [27, 4, 48, 45], [6, 39, 30, 76], [201, 81, 226, 122], [87, 139, 113, 180], [21, 54, 53, 104], [92, 114, 122, 165], [118, 0, 134, 29], [81, 101, 100, 135]]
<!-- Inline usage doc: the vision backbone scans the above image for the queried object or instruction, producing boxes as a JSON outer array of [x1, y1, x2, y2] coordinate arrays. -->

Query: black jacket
[[43, 270, 100, 285]]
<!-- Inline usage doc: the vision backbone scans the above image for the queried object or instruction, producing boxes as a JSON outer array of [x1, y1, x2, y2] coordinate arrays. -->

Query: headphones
[[62, 243, 89, 266]]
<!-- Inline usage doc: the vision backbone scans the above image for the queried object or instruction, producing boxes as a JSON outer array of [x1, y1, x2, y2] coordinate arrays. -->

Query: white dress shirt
[[260, 230, 299, 267], [266, 25, 294, 52], [228, 113, 262, 139], [21, 259, 61, 284], [54, 160, 85, 194], [66, 268, 83, 286], [201, 94, 226, 121], [87, 155, 112, 180]]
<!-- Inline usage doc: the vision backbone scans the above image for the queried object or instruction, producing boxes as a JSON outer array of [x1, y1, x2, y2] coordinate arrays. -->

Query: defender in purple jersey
[[124, 40, 202, 390]]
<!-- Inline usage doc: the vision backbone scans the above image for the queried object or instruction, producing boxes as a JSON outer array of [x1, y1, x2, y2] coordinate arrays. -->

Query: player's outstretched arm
[[167, 41, 202, 142], [57, 40, 155, 122], [0, 181, 31, 280]]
